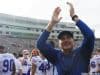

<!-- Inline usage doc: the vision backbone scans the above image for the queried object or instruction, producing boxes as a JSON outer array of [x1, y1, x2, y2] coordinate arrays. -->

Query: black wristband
[[72, 15, 78, 21]]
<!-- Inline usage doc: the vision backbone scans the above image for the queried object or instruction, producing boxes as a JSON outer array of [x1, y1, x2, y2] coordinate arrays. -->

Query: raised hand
[[67, 2, 75, 17], [46, 7, 62, 32], [51, 7, 62, 25]]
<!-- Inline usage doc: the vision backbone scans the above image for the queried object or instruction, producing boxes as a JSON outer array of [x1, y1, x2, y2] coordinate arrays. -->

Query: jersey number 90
[[2, 59, 14, 72]]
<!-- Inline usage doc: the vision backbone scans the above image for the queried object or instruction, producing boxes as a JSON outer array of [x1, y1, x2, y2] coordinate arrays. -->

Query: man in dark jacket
[[37, 2, 95, 75]]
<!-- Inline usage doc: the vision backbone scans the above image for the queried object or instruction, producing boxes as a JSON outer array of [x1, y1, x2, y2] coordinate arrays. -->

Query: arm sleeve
[[76, 20, 95, 58], [37, 30, 59, 64]]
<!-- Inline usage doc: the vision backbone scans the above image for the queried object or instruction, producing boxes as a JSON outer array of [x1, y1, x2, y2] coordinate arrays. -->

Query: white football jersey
[[15, 59, 22, 74], [90, 55, 100, 73], [32, 56, 58, 75], [19, 57, 31, 74], [46, 63, 58, 75], [0, 53, 16, 75]]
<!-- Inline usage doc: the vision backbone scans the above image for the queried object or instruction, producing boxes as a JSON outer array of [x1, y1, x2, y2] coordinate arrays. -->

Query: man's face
[[32, 49, 39, 56], [23, 50, 30, 58], [59, 35, 74, 52]]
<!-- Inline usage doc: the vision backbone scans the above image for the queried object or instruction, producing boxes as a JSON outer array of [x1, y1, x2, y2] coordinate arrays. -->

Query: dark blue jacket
[[37, 20, 95, 75]]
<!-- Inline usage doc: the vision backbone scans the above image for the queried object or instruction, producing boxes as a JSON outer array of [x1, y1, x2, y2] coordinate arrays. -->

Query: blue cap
[[57, 31, 73, 39]]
